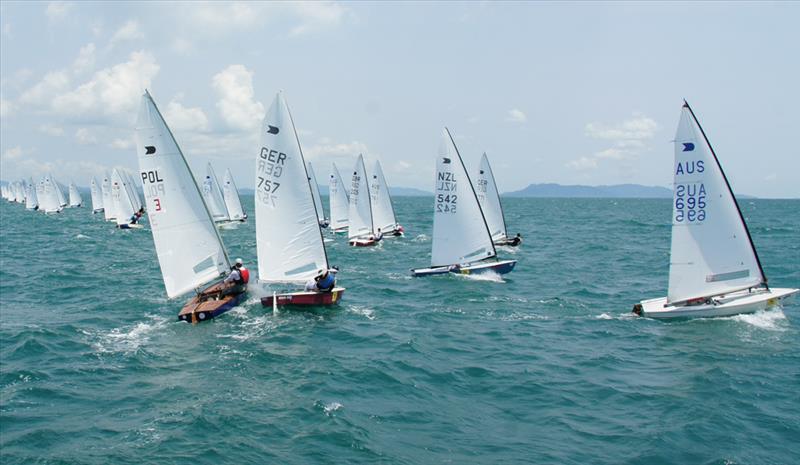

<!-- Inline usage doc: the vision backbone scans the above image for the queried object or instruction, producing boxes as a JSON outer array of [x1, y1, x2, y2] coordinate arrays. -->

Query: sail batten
[[667, 103, 765, 304], [135, 90, 231, 298]]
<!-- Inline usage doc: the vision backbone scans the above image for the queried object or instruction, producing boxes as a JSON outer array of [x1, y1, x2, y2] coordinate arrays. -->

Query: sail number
[[257, 147, 285, 206], [674, 183, 706, 223], [475, 179, 487, 202], [436, 172, 458, 213], [140, 170, 166, 214]]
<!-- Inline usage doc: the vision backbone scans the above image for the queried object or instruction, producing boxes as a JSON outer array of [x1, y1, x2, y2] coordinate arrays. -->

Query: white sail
[[255, 92, 329, 283], [136, 90, 231, 298], [370, 160, 398, 232], [17, 180, 27, 203], [90, 177, 104, 212], [111, 169, 137, 226], [348, 154, 374, 240], [25, 179, 38, 210], [474, 153, 508, 242], [101, 172, 115, 220], [667, 104, 765, 304], [40, 175, 62, 213], [202, 163, 230, 222], [222, 168, 246, 221], [329, 163, 349, 230], [68, 182, 82, 207], [431, 128, 496, 267], [307, 161, 326, 224], [52, 178, 66, 207], [122, 170, 142, 212]]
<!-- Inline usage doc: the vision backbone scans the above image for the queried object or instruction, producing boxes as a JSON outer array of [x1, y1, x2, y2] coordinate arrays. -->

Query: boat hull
[[634, 287, 798, 319], [494, 237, 521, 247], [411, 259, 517, 277], [349, 237, 381, 247], [178, 282, 247, 323], [260, 287, 345, 307], [117, 223, 144, 229]]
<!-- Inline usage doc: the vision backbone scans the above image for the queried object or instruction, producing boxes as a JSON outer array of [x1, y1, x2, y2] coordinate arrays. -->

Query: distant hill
[[504, 183, 673, 198]]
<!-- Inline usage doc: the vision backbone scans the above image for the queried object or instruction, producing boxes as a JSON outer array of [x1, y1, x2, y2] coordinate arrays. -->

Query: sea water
[[1, 198, 798, 464]]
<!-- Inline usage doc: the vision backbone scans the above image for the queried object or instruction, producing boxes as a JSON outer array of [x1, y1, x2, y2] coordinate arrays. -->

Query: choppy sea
[[1, 197, 798, 465]]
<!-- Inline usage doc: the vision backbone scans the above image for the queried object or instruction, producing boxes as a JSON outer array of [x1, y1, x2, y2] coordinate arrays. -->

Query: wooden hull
[[260, 287, 345, 307], [634, 287, 798, 319], [178, 281, 247, 323], [411, 259, 517, 277]]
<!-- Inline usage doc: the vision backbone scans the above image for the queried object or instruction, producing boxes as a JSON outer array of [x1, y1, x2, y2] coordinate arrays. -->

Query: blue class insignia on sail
[[682, 142, 695, 152]]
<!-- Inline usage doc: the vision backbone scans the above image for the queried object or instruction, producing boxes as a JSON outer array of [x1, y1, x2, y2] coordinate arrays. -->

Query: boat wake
[[460, 270, 505, 283], [347, 305, 376, 320], [412, 234, 428, 242], [88, 315, 169, 355], [728, 309, 788, 331]]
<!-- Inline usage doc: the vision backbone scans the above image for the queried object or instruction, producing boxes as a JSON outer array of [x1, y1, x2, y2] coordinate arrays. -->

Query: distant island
[[504, 183, 673, 198]]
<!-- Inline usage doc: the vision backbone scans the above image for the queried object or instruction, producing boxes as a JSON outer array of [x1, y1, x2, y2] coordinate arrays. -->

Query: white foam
[[75, 234, 90, 239], [322, 401, 342, 416], [91, 315, 169, 355], [729, 309, 787, 331], [413, 234, 428, 242], [460, 270, 505, 283], [348, 305, 375, 320]]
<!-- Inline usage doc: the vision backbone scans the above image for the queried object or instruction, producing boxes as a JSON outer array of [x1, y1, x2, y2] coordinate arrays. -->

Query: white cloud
[[75, 128, 97, 145], [39, 124, 65, 136], [163, 99, 209, 132], [212, 65, 264, 131], [0, 97, 15, 118], [304, 140, 369, 159], [19, 70, 70, 105], [110, 138, 135, 150], [567, 113, 659, 171], [108, 20, 144, 49], [52, 50, 159, 118], [72, 43, 96, 74], [3, 146, 25, 160], [45, 2, 73, 21], [287, 1, 348, 36], [506, 109, 527, 123]]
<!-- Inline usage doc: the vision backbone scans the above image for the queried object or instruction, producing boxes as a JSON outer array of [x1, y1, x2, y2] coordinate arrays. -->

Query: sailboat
[[68, 182, 82, 207], [136, 90, 246, 322], [90, 177, 104, 213], [40, 175, 63, 214], [202, 163, 230, 223], [101, 172, 115, 221], [307, 161, 330, 228], [122, 170, 142, 213], [222, 168, 247, 222], [111, 169, 143, 229], [370, 160, 404, 237], [633, 102, 798, 319], [411, 128, 517, 277], [255, 92, 344, 307], [348, 154, 381, 246], [475, 153, 520, 247], [25, 178, 39, 211], [329, 163, 349, 233], [53, 178, 67, 208]]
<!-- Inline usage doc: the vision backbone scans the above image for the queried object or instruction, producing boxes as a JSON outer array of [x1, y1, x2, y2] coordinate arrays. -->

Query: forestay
[[348, 154, 374, 240], [255, 92, 329, 283], [431, 128, 496, 267], [474, 153, 508, 242], [136, 90, 231, 298], [203, 163, 229, 222], [307, 161, 326, 224], [101, 172, 115, 220], [90, 177, 103, 212], [370, 160, 398, 232], [68, 182, 82, 207], [222, 168, 246, 221], [667, 103, 765, 304], [329, 163, 349, 230]]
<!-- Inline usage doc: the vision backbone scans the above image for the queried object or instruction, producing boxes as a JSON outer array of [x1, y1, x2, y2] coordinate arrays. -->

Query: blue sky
[[1, 1, 798, 197]]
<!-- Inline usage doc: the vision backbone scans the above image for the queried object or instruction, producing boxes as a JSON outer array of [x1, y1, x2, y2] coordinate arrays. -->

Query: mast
[[445, 128, 498, 259], [683, 100, 768, 289]]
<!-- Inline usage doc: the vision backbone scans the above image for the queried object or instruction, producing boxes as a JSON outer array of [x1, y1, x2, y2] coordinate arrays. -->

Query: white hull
[[636, 287, 798, 319]]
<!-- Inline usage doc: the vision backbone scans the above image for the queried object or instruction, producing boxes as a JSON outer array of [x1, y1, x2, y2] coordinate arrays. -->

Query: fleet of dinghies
[[3, 98, 796, 322]]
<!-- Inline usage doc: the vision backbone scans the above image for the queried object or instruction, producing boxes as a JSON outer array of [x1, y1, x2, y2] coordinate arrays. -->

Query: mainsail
[[667, 102, 766, 304], [101, 172, 115, 220], [135, 90, 231, 298], [474, 153, 508, 242], [431, 128, 496, 267], [307, 161, 327, 224], [222, 168, 246, 221], [90, 177, 104, 212], [68, 182, 82, 207], [255, 92, 329, 283], [348, 154, 374, 240], [329, 163, 349, 230], [25, 178, 38, 210], [111, 169, 137, 226], [370, 160, 398, 232], [40, 175, 62, 213], [203, 163, 230, 222]]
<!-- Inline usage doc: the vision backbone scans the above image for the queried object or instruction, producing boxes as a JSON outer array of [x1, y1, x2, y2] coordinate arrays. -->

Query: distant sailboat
[[475, 153, 520, 247], [329, 163, 349, 233], [411, 128, 517, 277], [122, 171, 142, 213], [111, 169, 142, 229], [136, 90, 246, 322], [634, 102, 798, 318], [255, 92, 344, 307], [348, 154, 381, 246], [90, 177, 104, 213], [25, 178, 38, 211], [307, 161, 329, 228], [101, 172, 115, 221], [40, 175, 63, 214], [222, 168, 247, 222], [202, 163, 230, 223], [53, 178, 67, 207], [68, 182, 82, 207], [370, 160, 404, 237]]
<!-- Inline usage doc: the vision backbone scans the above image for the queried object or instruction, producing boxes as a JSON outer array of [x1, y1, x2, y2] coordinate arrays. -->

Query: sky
[[1, 1, 798, 198]]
